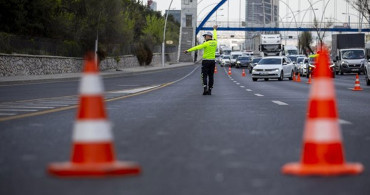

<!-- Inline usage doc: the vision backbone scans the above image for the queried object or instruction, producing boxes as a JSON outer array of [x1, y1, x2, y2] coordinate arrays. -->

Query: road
[[1, 64, 370, 195]]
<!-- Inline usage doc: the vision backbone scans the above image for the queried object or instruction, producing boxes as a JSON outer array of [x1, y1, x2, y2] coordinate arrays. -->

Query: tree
[[347, 0, 370, 25], [299, 31, 314, 56], [313, 17, 333, 50]]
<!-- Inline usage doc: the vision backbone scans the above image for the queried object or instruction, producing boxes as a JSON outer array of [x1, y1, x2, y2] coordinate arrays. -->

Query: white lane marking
[[117, 85, 140, 87], [233, 81, 237, 83], [240, 86, 245, 88], [0, 113, 16, 116], [109, 85, 160, 94], [254, 94, 264, 97], [236, 83, 240, 85], [246, 89, 252, 92], [0, 106, 55, 109], [272, 100, 288, 106], [339, 119, 352, 125], [0, 109, 38, 112]]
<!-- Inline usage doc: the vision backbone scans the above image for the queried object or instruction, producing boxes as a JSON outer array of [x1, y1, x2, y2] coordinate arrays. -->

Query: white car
[[221, 55, 231, 67], [252, 56, 295, 81], [297, 57, 309, 76], [365, 59, 370, 86]]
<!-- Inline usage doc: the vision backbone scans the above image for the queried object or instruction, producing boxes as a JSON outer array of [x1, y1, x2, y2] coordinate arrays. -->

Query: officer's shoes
[[207, 88, 212, 95], [203, 87, 208, 95]]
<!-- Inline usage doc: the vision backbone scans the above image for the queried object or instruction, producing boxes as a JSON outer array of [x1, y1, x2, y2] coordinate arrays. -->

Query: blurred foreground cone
[[281, 47, 363, 176], [306, 73, 312, 84], [296, 72, 301, 82], [214, 66, 218, 74], [48, 52, 141, 177], [228, 67, 232, 75], [242, 69, 246, 77], [351, 74, 363, 91], [293, 72, 296, 81]]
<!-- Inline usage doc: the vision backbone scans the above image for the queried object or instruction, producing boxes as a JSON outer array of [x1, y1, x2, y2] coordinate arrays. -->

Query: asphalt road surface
[[1, 64, 370, 195]]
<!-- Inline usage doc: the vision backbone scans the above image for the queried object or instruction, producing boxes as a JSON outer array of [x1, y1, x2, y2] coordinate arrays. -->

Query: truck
[[252, 34, 284, 57], [331, 33, 367, 75], [283, 45, 299, 56]]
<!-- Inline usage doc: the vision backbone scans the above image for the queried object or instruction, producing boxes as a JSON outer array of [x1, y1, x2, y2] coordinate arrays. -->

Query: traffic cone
[[48, 52, 141, 177], [306, 73, 312, 84], [296, 72, 301, 82], [228, 67, 232, 75], [214, 66, 218, 74], [242, 69, 246, 77], [281, 47, 363, 176], [293, 72, 296, 81], [351, 74, 363, 91]]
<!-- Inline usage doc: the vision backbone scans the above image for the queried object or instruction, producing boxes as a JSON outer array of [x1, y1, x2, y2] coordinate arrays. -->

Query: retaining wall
[[0, 53, 177, 76]]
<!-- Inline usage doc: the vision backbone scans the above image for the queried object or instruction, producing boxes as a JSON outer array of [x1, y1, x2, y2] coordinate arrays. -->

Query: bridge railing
[[198, 21, 370, 30]]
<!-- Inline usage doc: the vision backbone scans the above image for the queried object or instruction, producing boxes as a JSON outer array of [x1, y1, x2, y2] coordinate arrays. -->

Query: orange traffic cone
[[48, 52, 141, 177], [293, 72, 296, 81], [306, 73, 312, 84], [282, 47, 363, 176], [242, 69, 246, 77], [214, 66, 218, 74], [296, 72, 301, 82], [351, 74, 363, 91], [228, 67, 232, 75]]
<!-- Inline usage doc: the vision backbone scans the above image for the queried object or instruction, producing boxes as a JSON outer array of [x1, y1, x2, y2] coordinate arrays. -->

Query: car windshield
[[297, 58, 304, 63], [238, 57, 250, 60], [287, 56, 297, 62], [223, 56, 230, 59], [252, 58, 261, 63], [341, 50, 365, 59], [287, 50, 298, 55], [232, 55, 240, 59], [258, 58, 281, 65]]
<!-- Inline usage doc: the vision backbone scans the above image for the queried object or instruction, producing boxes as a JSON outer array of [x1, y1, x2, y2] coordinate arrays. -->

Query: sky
[[153, 0, 360, 26]]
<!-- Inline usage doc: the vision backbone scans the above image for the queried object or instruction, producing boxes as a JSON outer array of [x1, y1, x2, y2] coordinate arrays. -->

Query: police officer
[[185, 25, 218, 95]]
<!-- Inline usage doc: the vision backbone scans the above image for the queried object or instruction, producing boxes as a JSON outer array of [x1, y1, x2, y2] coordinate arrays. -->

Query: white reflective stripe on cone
[[310, 78, 335, 100], [304, 118, 342, 142], [79, 74, 104, 95], [73, 120, 112, 142]]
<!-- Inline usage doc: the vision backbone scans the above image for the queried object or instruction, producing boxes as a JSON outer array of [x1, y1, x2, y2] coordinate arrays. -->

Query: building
[[165, 10, 181, 24], [148, 0, 157, 11], [178, 0, 197, 62], [245, 0, 279, 50]]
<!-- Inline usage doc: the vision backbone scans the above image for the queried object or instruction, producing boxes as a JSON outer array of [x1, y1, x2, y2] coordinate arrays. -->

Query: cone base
[[48, 161, 141, 177], [352, 88, 363, 91], [282, 162, 363, 176]]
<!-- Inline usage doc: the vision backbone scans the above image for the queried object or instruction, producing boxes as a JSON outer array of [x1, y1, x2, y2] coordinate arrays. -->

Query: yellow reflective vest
[[187, 29, 218, 60]]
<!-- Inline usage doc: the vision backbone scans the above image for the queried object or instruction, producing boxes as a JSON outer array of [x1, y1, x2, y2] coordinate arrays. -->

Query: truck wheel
[[366, 71, 370, 86], [264, 78, 269, 81], [340, 67, 344, 75], [252, 78, 258, 82]]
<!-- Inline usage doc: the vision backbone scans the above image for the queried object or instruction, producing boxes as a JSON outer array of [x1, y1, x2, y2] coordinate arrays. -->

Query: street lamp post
[[162, 0, 174, 68], [342, 12, 363, 32]]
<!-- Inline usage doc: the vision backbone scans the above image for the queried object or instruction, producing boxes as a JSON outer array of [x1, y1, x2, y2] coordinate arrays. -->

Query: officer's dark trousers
[[201, 60, 216, 89]]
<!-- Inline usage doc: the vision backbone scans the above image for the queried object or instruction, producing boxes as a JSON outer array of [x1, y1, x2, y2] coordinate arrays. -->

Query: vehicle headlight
[[237, 61, 241, 64], [272, 68, 279, 72], [341, 61, 349, 66]]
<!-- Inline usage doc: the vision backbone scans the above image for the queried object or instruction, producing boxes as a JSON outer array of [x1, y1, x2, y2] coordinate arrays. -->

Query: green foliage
[[0, 0, 180, 58]]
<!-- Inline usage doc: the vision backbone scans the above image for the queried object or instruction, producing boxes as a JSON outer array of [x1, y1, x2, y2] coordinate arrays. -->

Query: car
[[251, 56, 294, 81], [297, 57, 309, 76], [307, 54, 335, 78], [287, 55, 305, 73], [230, 52, 243, 66], [365, 59, 370, 85], [235, 56, 251, 68], [220, 55, 231, 67], [215, 53, 222, 64], [249, 57, 262, 73]]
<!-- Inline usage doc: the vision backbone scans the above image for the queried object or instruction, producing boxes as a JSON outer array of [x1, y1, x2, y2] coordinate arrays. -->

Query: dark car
[[249, 57, 262, 73], [235, 56, 251, 68]]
